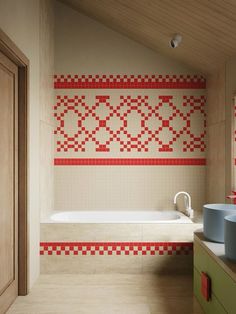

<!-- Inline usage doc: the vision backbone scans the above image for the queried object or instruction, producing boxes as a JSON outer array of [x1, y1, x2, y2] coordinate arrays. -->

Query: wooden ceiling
[[60, 0, 236, 74]]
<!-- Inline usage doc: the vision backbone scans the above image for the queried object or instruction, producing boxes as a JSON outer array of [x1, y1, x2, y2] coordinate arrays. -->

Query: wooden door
[[0, 51, 18, 313]]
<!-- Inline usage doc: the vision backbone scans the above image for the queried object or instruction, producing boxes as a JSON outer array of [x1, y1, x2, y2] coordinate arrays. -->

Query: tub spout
[[174, 191, 193, 219]]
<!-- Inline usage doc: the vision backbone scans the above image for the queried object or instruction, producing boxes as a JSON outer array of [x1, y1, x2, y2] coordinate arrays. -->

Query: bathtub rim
[[41, 210, 193, 224]]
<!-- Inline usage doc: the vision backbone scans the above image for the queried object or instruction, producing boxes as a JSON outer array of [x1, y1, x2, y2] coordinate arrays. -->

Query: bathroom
[[0, 0, 236, 313]]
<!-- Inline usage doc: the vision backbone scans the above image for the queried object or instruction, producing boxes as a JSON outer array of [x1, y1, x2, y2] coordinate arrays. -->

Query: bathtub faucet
[[174, 191, 194, 219]]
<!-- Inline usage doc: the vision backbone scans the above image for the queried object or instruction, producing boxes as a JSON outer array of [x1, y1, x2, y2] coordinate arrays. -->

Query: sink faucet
[[174, 191, 194, 219]]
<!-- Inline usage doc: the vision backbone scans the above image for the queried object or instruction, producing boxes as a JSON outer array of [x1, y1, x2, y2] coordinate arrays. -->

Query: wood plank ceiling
[[60, 0, 236, 74]]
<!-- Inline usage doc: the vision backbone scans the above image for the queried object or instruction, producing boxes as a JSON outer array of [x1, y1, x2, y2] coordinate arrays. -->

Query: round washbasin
[[203, 204, 236, 243], [224, 215, 236, 262]]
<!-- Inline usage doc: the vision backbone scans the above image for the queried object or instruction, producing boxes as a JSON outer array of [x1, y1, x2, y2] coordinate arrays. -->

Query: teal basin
[[203, 204, 236, 243], [224, 215, 236, 262]]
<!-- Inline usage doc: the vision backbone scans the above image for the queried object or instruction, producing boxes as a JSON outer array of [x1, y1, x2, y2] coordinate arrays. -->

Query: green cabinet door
[[194, 268, 227, 314]]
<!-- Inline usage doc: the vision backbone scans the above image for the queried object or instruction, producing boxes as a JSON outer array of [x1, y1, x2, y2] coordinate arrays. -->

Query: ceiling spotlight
[[169, 34, 182, 48]]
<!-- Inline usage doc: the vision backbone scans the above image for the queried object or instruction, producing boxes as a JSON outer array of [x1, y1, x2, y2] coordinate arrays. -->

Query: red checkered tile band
[[54, 74, 206, 89], [40, 242, 193, 256], [54, 158, 206, 166]]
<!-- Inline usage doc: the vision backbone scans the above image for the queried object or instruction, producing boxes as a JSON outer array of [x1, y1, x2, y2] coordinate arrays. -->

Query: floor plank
[[7, 274, 203, 314]]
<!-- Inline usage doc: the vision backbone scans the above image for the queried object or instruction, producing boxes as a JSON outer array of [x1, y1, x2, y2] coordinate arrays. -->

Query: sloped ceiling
[[60, 0, 236, 74]]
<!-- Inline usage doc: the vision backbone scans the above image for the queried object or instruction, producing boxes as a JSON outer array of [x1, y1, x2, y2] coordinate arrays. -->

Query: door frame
[[0, 28, 28, 295]]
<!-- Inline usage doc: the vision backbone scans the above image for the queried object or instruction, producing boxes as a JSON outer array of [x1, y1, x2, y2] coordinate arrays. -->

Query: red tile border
[[40, 242, 193, 256], [54, 158, 206, 166], [54, 74, 206, 89]]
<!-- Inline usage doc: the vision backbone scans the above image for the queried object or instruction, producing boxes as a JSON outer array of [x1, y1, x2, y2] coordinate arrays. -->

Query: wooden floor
[[7, 274, 203, 314]]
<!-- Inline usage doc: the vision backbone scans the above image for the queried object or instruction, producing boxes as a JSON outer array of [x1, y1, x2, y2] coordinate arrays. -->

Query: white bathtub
[[45, 210, 192, 224]]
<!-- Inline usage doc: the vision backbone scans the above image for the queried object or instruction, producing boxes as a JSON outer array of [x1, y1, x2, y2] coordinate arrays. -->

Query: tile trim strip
[[54, 158, 206, 166], [40, 242, 193, 256], [54, 74, 206, 89]]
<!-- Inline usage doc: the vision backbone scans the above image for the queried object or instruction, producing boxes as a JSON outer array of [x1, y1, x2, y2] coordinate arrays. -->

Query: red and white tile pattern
[[54, 74, 206, 89], [54, 94, 206, 153], [40, 242, 193, 256]]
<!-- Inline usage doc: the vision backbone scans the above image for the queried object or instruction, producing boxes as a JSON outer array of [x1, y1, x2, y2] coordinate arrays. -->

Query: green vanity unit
[[194, 232, 236, 314]]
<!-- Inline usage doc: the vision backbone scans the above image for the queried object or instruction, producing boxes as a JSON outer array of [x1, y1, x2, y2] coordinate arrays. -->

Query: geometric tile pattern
[[54, 95, 206, 153], [182, 95, 206, 152], [54, 74, 206, 89], [40, 242, 193, 256]]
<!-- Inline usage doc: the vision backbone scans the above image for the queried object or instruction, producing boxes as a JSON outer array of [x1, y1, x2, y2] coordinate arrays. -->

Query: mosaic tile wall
[[54, 74, 206, 158], [53, 2, 206, 211], [53, 74, 206, 210]]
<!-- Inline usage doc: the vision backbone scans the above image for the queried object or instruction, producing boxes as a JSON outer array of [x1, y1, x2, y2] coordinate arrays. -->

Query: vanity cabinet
[[194, 232, 236, 314]]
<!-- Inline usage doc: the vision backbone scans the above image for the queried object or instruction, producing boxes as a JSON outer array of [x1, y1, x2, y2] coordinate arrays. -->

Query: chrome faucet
[[174, 191, 194, 219]]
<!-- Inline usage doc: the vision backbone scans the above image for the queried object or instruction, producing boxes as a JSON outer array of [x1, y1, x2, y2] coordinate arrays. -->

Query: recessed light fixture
[[169, 34, 182, 48]]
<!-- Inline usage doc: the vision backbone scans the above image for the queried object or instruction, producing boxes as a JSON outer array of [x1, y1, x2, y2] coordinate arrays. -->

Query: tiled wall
[[40, 241, 193, 274], [225, 58, 236, 199], [53, 2, 206, 212], [206, 67, 226, 203], [206, 58, 236, 204], [39, 0, 55, 220], [54, 76, 206, 156], [40, 222, 201, 274], [234, 96, 236, 196]]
